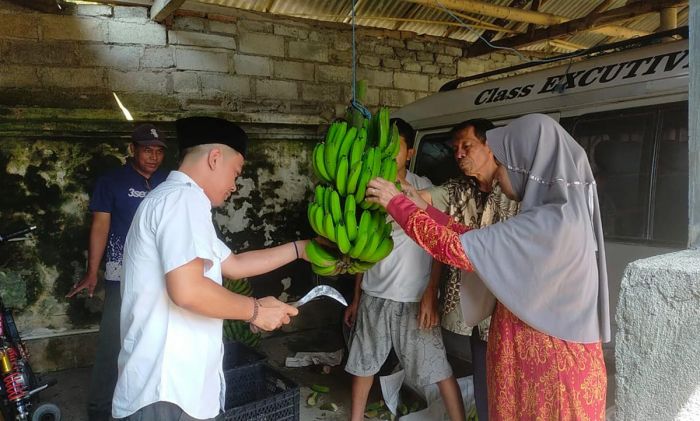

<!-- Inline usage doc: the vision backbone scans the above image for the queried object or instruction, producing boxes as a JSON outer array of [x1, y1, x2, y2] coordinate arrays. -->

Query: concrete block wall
[[615, 250, 700, 420], [0, 0, 522, 122]]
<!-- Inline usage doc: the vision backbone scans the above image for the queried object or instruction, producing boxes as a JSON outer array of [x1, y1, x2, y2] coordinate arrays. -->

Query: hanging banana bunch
[[222, 278, 261, 347], [307, 107, 401, 276]]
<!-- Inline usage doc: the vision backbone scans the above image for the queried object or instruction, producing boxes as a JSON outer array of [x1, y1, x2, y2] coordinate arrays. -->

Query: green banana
[[324, 213, 337, 242], [346, 211, 358, 242], [313, 144, 332, 183], [345, 194, 357, 242], [383, 122, 399, 157], [324, 136, 340, 180], [313, 206, 326, 238], [378, 108, 389, 152], [336, 223, 351, 254], [332, 121, 347, 145], [367, 236, 394, 262], [355, 149, 374, 203], [358, 231, 382, 261], [344, 193, 356, 216], [350, 132, 367, 168], [308, 203, 321, 236], [335, 156, 349, 196], [324, 185, 331, 214], [325, 121, 338, 144], [330, 189, 342, 224], [354, 171, 371, 205], [371, 145, 382, 178], [379, 157, 393, 180], [312, 263, 338, 276], [349, 231, 368, 258], [337, 126, 357, 162], [306, 240, 339, 267], [346, 161, 363, 195], [358, 209, 372, 235], [314, 185, 325, 207]]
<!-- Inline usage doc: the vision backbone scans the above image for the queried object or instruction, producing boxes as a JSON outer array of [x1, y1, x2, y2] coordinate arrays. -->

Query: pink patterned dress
[[389, 197, 606, 420]]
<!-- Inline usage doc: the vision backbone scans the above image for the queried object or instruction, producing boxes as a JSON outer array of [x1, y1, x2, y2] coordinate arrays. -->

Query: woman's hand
[[365, 177, 402, 208]]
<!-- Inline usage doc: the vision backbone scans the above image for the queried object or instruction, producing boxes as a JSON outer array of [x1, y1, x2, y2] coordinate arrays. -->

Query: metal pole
[[689, 2, 699, 248]]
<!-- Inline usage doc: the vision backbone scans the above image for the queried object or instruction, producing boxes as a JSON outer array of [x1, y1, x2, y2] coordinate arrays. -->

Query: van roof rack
[[440, 26, 689, 92]]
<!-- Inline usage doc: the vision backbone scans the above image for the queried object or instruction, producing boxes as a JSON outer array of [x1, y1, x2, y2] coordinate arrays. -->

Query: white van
[[396, 38, 689, 351]]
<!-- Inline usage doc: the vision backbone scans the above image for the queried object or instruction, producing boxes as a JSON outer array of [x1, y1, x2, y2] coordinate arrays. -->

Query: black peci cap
[[175, 116, 248, 158]]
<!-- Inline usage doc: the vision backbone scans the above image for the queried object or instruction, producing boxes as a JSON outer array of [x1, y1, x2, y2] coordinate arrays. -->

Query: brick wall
[[0, 0, 522, 122]]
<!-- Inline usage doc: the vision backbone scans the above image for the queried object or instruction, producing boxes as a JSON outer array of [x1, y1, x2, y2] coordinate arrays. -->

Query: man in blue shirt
[[67, 124, 168, 421]]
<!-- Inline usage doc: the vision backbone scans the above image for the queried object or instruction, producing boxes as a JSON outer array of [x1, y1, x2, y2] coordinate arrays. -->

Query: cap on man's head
[[131, 123, 167, 148], [176, 116, 248, 158]]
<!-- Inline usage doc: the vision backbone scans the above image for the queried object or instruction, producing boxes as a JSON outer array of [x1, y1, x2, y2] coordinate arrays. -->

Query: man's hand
[[418, 287, 440, 329], [251, 296, 299, 332], [66, 273, 98, 298], [296, 239, 311, 262], [344, 300, 359, 327]]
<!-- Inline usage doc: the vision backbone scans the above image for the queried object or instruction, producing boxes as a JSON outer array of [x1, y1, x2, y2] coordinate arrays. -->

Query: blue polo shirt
[[89, 162, 168, 281]]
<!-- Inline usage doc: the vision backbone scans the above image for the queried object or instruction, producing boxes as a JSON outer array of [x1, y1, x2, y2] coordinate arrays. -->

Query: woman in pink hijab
[[366, 114, 609, 420]]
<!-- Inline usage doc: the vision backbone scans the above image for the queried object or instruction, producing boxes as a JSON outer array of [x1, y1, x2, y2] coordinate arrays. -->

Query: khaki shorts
[[345, 294, 453, 387]]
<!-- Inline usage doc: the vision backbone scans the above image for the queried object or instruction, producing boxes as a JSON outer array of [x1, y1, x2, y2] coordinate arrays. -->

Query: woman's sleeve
[[425, 205, 471, 234], [387, 195, 473, 271]]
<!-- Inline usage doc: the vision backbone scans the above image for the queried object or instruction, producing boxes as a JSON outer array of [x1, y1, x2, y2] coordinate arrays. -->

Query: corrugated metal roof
[[189, 0, 689, 55]]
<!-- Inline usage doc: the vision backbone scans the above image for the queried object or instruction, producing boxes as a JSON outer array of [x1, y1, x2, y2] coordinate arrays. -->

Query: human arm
[[418, 259, 442, 329], [344, 273, 363, 327], [66, 212, 110, 298], [166, 258, 298, 331], [366, 178, 473, 271], [221, 239, 310, 280]]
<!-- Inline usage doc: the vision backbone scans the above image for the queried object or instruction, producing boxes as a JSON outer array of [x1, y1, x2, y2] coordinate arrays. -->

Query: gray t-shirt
[[361, 171, 433, 302]]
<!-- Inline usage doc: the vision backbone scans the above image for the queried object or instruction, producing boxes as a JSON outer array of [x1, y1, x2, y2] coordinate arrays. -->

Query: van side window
[[413, 133, 462, 186], [562, 102, 688, 245]]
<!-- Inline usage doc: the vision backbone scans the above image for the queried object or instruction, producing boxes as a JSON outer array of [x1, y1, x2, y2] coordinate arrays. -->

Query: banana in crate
[[308, 107, 402, 276], [222, 278, 261, 347]]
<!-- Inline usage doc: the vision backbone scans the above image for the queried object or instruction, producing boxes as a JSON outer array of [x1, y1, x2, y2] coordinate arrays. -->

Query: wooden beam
[[285, 14, 519, 34], [408, 0, 648, 38], [465, 0, 687, 57], [151, 0, 186, 22], [82, 0, 152, 6]]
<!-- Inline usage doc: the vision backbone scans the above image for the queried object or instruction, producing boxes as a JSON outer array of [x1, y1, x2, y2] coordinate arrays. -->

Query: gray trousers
[[115, 402, 216, 421], [87, 282, 121, 421]]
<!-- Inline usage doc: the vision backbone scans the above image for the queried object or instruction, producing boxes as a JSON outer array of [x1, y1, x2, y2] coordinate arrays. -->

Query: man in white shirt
[[112, 117, 305, 421]]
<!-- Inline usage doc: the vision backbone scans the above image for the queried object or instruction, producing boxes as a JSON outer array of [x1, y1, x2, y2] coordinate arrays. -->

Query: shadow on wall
[[0, 128, 318, 338]]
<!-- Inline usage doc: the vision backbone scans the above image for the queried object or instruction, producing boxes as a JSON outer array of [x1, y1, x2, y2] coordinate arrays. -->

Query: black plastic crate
[[223, 340, 266, 370], [220, 364, 299, 421]]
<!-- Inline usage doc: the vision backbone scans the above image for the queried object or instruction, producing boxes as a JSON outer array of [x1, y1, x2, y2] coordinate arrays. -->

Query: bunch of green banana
[[222, 278, 261, 347], [223, 319, 260, 348], [307, 107, 401, 276]]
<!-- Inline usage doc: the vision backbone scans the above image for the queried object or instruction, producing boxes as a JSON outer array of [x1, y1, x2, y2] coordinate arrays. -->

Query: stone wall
[[0, 0, 522, 369], [615, 250, 700, 420], [0, 0, 519, 122]]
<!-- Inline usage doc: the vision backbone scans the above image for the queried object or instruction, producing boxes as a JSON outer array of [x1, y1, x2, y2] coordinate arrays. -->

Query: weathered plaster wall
[[615, 250, 700, 420], [0, 0, 521, 369]]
